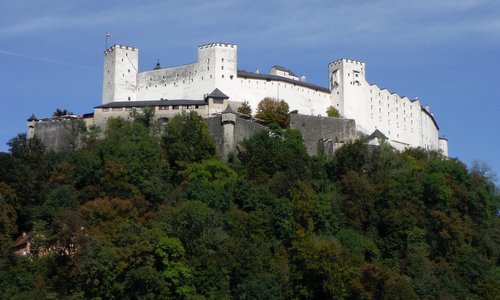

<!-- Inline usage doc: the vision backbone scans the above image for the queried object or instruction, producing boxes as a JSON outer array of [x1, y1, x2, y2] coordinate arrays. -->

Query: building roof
[[27, 113, 38, 121], [368, 129, 388, 140], [206, 88, 229, 99], [95, 99, 207, 109], [272, 65, 298, 77], [11, 234, 30, 248], [420, 106, 439, 130], [221, 104, 237, 114], [237, 70, 330, 93]]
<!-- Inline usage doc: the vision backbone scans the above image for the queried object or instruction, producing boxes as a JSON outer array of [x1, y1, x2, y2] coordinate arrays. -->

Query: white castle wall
[[330, 59, 441, 152], [101, 43, 445, 154]]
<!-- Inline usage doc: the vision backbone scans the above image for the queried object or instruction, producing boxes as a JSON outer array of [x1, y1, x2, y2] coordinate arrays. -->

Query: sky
[[0, 0, 499, 182]]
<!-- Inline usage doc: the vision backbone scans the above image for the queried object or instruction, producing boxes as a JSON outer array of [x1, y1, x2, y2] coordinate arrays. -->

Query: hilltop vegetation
[[0, 111, 499, 299]]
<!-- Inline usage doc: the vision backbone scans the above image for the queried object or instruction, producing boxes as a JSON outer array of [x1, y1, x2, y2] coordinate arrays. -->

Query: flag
[[106, 32, 112, 37]]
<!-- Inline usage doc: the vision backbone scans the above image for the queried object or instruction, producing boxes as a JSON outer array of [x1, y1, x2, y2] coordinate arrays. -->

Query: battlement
[[104, 44, 138, 54], [329, 58, 365, 66], [198, 42, 236, 49]]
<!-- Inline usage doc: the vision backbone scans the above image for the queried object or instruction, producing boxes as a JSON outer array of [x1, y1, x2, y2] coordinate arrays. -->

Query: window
[[112, 107, 122, 111], [173, 105, 179, 110], [102, 108, 109, 112], [221, 66, 224, 70]]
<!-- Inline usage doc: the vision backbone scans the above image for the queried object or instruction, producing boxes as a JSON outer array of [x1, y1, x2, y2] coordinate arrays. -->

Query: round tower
[[102, 44, 139, 104]]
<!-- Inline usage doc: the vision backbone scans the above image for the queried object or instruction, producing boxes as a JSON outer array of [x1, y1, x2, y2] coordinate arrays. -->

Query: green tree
[[237, 101, 252, 116], [162, 111, 215, 169], [326, 106, 340, 117], [52, 108, 72, 117], [255, 97, 289, 128]]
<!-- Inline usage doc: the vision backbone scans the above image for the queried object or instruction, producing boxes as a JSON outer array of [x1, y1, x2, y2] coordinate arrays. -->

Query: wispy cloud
[[0, 49, 99, 71], [0, 0, 498, 49]]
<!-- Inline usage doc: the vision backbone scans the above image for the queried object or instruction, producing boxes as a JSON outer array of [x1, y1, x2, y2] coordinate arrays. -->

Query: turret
[[102, 44, 138, 104]]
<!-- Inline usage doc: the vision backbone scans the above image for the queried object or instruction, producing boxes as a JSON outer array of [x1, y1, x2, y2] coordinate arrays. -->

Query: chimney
[[255, 69, 260, 74]]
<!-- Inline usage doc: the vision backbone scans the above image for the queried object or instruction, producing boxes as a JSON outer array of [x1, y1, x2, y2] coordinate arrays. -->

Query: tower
[[329, 59, 368, 130], [102, 44, 138, 104], [197, 43, 237, 95]]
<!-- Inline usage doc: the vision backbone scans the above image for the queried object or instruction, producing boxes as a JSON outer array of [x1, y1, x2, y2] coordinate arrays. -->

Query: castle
[[28, 42, 448, 156]]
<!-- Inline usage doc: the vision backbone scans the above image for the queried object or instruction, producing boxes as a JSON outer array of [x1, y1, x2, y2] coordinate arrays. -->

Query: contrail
[[0, 49, 99, 71]]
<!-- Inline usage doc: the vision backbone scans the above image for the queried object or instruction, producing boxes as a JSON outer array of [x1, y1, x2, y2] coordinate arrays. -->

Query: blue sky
[[1, 0, 499, 181]]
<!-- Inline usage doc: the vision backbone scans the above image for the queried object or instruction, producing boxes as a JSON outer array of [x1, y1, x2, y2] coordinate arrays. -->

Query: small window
[[112, 107, 122, 111], [102, 108, 109, 112], [221, 66, 224, 70], [173, 106, 179, 110]]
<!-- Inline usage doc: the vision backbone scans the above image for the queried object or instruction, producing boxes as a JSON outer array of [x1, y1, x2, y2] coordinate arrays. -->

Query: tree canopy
[[255, 97, 290, 128], [0, 113, 498, 299]]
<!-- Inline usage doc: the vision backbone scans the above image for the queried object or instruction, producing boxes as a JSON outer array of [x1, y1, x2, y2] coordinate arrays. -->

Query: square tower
[[102, 44, 139, 104]]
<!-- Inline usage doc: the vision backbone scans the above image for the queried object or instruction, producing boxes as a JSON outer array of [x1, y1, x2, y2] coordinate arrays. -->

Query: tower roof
[[206, 88, 229, 99], [222, 104, 237, 114], [27, 113, 38, 121], [368, 129, 388, 140], [153, 59, 161, 70]]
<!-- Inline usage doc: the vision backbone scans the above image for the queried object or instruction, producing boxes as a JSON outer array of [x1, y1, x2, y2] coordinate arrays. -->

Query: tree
[[52, 108, 72, 117], [162, 111, 215, 168], [130, 106, 156, 130], [237, 101, 252, 116], [326, 106, 340, 118], [255, 97, 289, 128]]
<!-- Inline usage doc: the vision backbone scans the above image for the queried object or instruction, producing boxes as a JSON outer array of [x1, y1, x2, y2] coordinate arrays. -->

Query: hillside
[[0, 111, 499, 299]]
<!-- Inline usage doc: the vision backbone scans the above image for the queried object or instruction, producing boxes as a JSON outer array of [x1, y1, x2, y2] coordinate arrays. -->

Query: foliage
[[52, 108, 73, 117], [326, 105, 340, 117], [255, 97, 289, 128], [162, 111, 215, 169], [237, 101, 252, 116], [0, 116, 499, 299]]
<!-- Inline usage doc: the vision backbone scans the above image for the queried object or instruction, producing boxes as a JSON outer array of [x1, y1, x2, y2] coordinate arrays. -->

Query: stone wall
[[33, 119, 83, 151], [32, 113, 359, 158], [206, 114, 267, 158], [289, 114, 358, 155]]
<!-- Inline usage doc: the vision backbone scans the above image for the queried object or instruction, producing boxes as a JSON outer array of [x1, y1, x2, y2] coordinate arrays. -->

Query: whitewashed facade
[[102, 43, 448, 155]]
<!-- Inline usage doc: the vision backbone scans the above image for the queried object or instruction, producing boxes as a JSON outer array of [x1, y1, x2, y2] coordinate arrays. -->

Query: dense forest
[[0, 110, 499, 299]]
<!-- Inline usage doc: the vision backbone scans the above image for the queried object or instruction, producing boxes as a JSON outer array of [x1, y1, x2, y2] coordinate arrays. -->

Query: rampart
[[32, 119, 83, 151], [289, 114, 359, 155]]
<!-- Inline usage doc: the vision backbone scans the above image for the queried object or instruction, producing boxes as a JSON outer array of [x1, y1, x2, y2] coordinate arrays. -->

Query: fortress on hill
[[28, 42, 448, 156]]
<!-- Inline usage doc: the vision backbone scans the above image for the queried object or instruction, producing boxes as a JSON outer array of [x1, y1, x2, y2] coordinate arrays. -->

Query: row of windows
[[102, 105, 205, 112]]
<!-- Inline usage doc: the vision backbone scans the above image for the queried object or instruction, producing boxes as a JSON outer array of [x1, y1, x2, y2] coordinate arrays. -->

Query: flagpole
[[105, 32, 112, 51]]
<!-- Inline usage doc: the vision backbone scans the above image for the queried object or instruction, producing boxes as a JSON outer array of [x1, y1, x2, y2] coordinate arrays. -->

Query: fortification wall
[[219, 76, 331, 117], [330, 59, 441, 151], [33, 120, 83, 151], [206, 114, 267, 158], [289, 114, 358, 155]]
